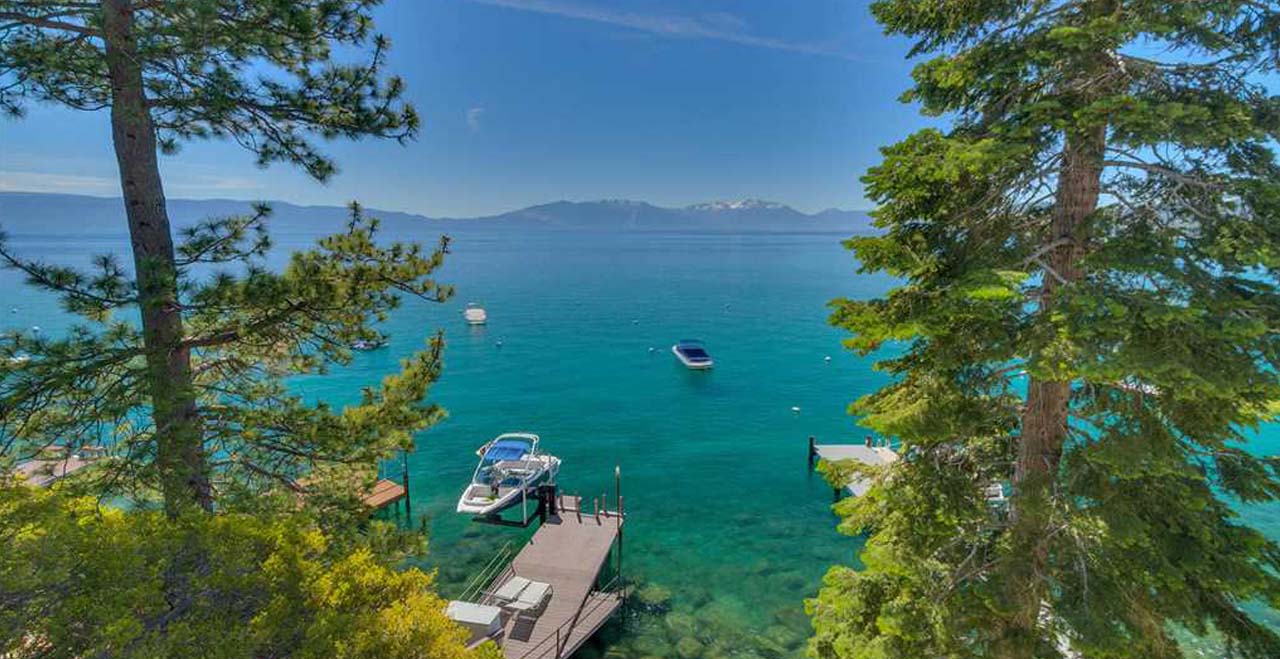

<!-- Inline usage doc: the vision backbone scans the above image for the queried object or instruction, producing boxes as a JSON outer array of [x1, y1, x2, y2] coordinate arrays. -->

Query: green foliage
[[0, 1, 417, 180], [0, 485, 502, 659], [0, 3, 483, 656], [0, 203, 451, 516], [814, 2, 1280, 658]]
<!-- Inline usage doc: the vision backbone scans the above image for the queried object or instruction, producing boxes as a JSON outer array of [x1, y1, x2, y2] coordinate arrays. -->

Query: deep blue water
[[1, 224, 1276, 657]]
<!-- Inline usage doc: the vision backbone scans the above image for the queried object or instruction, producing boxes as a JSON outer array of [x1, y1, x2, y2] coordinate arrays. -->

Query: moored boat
[[672, 339, 714, 369], [456, 433, 560, 516], [464, 303, 488, 325], [350, 338, 386, 351]]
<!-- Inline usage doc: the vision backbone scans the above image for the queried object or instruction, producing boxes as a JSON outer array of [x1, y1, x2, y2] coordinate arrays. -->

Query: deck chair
[[505, 580, 552, 620], [490, 576, 531, 604]]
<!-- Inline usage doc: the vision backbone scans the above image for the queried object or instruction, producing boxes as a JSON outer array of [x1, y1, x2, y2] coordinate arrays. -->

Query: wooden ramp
[[811, 440, 898, 496], [13, 455, 92, 487], [482, 497, 624, 659]]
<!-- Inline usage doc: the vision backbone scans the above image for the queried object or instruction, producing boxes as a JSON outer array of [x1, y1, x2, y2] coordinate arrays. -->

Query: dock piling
[[807, 435, 817, 471], [401, 450, 412, 516]]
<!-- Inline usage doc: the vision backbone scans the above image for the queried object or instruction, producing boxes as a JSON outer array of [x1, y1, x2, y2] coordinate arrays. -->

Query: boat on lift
[[464, 303, 488, 326], [456, 433, 560, 516], [672, 339, 714, 370]]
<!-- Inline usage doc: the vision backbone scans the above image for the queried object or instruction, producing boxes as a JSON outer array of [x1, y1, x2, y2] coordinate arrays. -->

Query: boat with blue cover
[[672, 339, 714, 370], [456, 433, 561, 516]]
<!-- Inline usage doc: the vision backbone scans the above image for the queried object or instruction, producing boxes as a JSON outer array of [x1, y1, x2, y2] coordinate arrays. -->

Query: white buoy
[[496, 339, 503, 348], [824, 356, 832, 363], [30, 326, 40, 334], [791, 406, 801, 414], [648, 347, 655, 353], [9, 307, 16, 314]]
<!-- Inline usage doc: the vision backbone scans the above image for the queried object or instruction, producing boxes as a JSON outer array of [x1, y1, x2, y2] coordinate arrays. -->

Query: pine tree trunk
[[999, 124, 1105, 658], [101, 0, 211, 515], [1018, 123, 1103, 487]]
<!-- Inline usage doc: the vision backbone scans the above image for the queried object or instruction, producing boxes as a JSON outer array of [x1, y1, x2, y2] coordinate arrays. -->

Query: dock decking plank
[[485, 498, 622, 659], [813, 443, 898, 496]]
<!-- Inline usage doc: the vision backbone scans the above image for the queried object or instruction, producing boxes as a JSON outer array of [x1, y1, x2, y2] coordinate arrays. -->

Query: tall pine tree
[[814, 2, 1280, 658], [0, 1, 433, 517]]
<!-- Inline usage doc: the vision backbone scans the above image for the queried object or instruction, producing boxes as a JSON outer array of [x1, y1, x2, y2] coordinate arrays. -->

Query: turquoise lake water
[[1, 224, 1276, 658]]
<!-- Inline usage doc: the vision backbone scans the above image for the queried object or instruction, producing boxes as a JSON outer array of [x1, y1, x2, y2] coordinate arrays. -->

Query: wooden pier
[[11, 447, 108, 487], [466, 494, 625, 659], [12, 454, 92, 487], [808, 435, 898, 498], [361, 478, 407, 512]]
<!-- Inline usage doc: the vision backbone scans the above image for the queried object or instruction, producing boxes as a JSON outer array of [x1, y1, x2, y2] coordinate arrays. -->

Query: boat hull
[[672, 345, 714, 369], [456, 459, 559, 516]]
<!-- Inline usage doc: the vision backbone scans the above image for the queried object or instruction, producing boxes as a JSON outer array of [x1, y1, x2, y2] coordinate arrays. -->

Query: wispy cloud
[[0, 169, 262, 197], [468, 0, 860, 61], [0, 170, 119, 195], [466, 107, 486, 132]]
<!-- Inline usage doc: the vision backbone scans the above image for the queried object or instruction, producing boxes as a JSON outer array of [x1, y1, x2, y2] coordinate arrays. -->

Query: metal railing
[[458, 541, 515, 603], [512, 574, 624, 659]]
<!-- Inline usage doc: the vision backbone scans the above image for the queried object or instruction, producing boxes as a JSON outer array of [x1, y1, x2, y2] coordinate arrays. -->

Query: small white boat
[[456, 433, 560, 516], [672, 339, 713, 370], [464, 303, 488, 326], [350, 338, 385, 351]]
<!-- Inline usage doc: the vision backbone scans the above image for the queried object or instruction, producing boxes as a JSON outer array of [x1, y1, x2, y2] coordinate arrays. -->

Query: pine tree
[[0, 1, 432, 516], [814, 2, 1280, 658]]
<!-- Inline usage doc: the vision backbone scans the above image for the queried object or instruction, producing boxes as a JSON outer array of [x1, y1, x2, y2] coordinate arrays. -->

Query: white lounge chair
[[505, 580, 552, 619], [491, 576, 531, 604]]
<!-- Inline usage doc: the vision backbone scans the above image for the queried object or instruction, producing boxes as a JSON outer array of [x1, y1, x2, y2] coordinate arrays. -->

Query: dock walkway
[[479, 496, 624, 659], [809, 438, 899, 497]]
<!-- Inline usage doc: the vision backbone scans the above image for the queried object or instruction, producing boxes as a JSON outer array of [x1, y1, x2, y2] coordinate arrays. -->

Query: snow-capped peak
[[686, 199, 790, 212]]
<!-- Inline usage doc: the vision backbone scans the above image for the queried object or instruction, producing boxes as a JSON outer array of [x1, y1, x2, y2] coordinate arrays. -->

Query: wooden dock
[[293, 475, 408, 513], [12, 454, 93, 487], [808, 437, 898, 497], [478, 495, 624, 659], [361, 478, 407, 511]]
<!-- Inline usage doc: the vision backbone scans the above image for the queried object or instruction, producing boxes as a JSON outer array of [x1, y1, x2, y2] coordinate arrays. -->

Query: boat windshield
[[679, 346, 711, 360], [473, 437, 534, 485]]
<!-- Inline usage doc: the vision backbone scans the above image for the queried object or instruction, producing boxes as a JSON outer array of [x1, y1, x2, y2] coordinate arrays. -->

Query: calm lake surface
[[2, 221, 1276, 658]]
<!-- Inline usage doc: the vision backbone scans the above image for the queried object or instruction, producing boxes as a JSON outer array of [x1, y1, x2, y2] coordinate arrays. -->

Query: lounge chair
[[505, 580, 553, 619], [491, 575, 531, 604]]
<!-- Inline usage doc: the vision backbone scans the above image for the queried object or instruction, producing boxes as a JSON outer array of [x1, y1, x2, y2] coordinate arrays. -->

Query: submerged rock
[[771, 605, 810, 630], [634, 583, 673, 611], [629, 632, 671, 657], [664, 612, 698, 639], [676, 636, 705, 659], [763, 625, 802, 650]]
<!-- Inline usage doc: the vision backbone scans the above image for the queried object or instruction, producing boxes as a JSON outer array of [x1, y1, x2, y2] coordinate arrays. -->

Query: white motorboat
[[456, 433, 560, 516], [464, 303, 488, 325], [672, 339, 714, 370]]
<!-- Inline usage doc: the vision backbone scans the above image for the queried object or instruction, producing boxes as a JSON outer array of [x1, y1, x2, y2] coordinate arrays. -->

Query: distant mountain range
[[0, 192, 875, 235]]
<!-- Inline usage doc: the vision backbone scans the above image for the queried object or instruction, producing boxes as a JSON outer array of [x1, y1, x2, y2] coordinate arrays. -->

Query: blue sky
[[0, 0, 933, 217]]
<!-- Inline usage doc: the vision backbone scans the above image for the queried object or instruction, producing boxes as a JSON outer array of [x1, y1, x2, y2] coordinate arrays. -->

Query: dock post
[[808, 435, 816, 471], [401, 450, 412, 516], [617, 494, 624, 578]]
